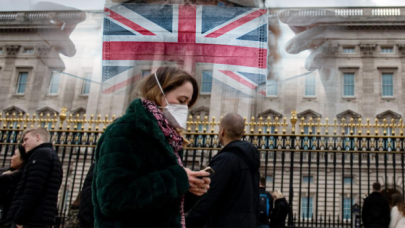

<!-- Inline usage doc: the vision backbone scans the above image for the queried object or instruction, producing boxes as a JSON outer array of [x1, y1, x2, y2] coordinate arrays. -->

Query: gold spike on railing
[[299, 117, 304, 134], [95, 114, 101, 131], [382, 118, 387, 136], [89, 114, 94, 131], [282, 117, 287, 134], [210, 116, 216, 133], [17, 113, 23, 129], [266, 116, 271, 134], [366, 119, 371, 135], [4, 113, 9, 129], [203, 115, 208, 133], [357, 118, 362, 135], [82, 114, 86, 130], [290, 110, 297, 134], [316, 117, 321, 135], [187, 115, 192, 132], [250, 116, 255, 133], [389, 118, 397, 136], [195, 116, 201, 133], [374, 118, 379, 136], [103, 115, 109, 130], [258, 116, 263, 134], [333, 118, 337, 135], [341, 118, 346, 135], [274, 117, 279, 134], [349, 118, 354, 135]]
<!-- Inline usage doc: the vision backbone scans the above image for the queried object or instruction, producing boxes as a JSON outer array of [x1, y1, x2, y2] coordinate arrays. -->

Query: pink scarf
[[142, 99, 186, 228]]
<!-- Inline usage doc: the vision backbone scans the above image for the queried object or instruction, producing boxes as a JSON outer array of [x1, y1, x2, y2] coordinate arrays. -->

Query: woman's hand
[[189, 177, 211, 196], [184, 168, 211, 196]]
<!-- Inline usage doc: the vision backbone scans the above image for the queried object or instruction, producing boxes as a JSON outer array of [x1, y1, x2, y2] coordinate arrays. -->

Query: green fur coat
[[92, 99, 190, 227]]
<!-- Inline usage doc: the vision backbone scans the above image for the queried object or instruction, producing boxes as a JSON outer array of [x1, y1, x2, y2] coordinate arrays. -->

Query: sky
[[0, 0, 404, 11]]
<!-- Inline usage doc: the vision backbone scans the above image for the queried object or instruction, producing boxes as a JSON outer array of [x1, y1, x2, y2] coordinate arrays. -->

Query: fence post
[[288, 110, 297, 227]]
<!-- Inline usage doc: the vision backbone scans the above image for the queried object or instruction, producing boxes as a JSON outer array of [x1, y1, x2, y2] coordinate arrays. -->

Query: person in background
[[64, 193, 81, 228], [92, 66, 211, 227], [362, 182, 391, 228], [389, 193, 405, 228], [78, 162, 95, 228], [258, 176, 273, 228], [7, 127, 63, 228], [269, 190, 289, 228], [0, 146, 27, 228], [186, 113, 260, 227]]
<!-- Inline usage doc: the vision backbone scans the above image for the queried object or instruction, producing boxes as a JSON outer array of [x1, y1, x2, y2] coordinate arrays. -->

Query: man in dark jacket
[[7, 127, 63, 228], [362, 182, 390, 228], [258, 176, 273, 228], [186, 113, 260, 227]]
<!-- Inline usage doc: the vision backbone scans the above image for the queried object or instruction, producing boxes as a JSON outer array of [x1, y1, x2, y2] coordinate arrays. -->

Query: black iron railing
[[1, 110, 404, 227]]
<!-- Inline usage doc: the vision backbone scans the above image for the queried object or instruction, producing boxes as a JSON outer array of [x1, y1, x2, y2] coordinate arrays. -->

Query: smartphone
[[202, 166, 215, 175], [197, 166, 215, 179]]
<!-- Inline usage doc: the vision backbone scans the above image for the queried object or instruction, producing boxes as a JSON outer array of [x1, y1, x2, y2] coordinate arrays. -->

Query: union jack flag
[[102, 3, 268, 96]]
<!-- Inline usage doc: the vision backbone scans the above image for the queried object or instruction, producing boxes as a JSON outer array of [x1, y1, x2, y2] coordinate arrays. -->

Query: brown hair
[[23, 127, 50, 142], [139, 67, 199, 107], [392, 193, 405, 215], [260, 176, 266, 187]]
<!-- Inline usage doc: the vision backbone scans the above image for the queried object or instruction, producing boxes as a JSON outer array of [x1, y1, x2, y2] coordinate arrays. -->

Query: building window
[[266, 175, 273, 185], [343, 197, 354, 220], [23, 48, 34, 54], [381, 47, 393, 53], [82, 73, 92, 95], [0, 48, 3, 54], [303, 176, 313, 183], [344, 177, 353, 184], [267, 80, 278, 96], [382, 73, 393, 97], [141, 70, 151, 78], [49, 71, 60, 95], [305, 74, 316, 96], [16, 72, 28, 94], [343, 47, 355, 53], [301, 197, 313, 219], [201, 71, 213, 94], [343, 73, 355, 97]]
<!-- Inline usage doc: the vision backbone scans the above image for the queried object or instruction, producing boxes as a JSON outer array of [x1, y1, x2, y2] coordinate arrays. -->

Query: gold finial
[[290, 110, 297, 134], [210, 116, 216, 133], [59, 107, 67, 123], [187, 115, 192, 132]]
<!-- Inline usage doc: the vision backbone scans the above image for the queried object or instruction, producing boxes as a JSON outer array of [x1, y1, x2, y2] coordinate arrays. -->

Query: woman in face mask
[[93, 66, 211, 228]]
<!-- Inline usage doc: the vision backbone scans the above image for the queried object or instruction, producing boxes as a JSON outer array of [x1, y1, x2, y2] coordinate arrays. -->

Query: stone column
[[360, 44, 377, 119]]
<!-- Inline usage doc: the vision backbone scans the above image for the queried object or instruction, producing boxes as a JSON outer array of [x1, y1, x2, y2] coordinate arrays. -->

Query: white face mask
[[154, 73, 189, 130]]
